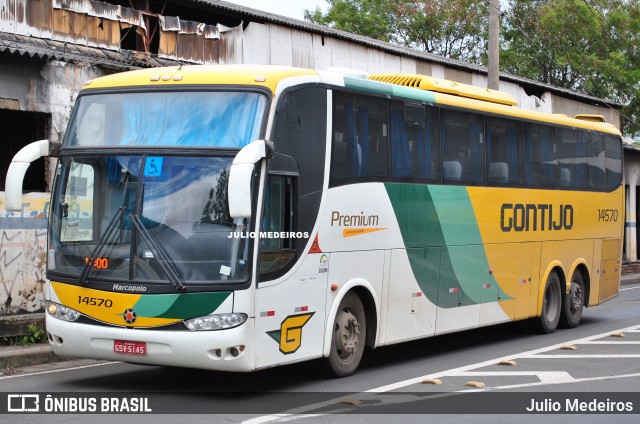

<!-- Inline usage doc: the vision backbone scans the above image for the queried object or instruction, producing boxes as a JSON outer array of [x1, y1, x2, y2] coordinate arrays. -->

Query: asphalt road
[[1, 284, 639, 424]]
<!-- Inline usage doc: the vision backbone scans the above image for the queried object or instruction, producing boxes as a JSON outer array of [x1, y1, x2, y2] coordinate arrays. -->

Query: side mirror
[[228, 140, 274, 218], [5, 139, 52, 211]]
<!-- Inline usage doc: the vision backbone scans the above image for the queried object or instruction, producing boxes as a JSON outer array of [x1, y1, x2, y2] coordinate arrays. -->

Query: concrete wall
[[0, 57, 107, 316], [624, 147, 640, 262]]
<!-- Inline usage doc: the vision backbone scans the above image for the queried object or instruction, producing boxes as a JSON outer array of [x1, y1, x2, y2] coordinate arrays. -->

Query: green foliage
[[305, 0, 395, 43], [305, 0, 488, 62], [0, 325, 48, 346], [491, 0, 640, 137], [305, 0, 640, 138]]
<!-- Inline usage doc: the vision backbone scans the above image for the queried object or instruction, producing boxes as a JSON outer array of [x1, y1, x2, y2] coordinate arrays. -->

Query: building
[[0, 0, 624, 320], [623, 143, 640, 265]]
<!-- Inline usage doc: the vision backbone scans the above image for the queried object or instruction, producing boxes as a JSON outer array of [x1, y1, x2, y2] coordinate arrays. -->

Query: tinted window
[[331, 92, 389, 184], [486, 117, 522, 185], [525, 123, 557, 188], [270, 87, 326, 269], [441, 110, 485, 185], [559, 128, 588, 189], [390, 102, 440, 181], [605, 135, 623, 191]]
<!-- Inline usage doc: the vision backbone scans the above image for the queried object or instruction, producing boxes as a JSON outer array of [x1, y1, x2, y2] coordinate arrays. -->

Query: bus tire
[[533, 271, 562, 334], [560, 269, 585, 328], [325, 292, 366, 378]]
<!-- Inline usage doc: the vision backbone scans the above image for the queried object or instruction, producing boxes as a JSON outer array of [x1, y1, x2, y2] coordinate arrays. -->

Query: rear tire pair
[[532, 269, 584, 334]]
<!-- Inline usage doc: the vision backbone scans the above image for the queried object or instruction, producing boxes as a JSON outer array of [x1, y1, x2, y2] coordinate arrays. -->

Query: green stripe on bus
[[344, 76, 394, 96], [343, 76, 437, 103], [385, 184, 506, 307], [391, 85, 436, 103], [133, 292, 231, 319], [428, 186, 503, 303]]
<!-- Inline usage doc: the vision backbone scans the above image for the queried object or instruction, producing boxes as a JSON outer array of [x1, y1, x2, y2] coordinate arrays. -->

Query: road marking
[[580, 340, 640, 344], [445, 370, 575, 384], [521, 354, 640, 358], [484, 371, 640, 391], [365, 323, 640, 393], [243, 323, 640, 423], [619, 285, 640, 291], [0, 361, 117, 380]]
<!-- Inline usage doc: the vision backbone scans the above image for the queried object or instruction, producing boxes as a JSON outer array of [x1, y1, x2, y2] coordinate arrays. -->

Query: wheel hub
[[336, 310, 360, 357], [570, 282, 584, 312]]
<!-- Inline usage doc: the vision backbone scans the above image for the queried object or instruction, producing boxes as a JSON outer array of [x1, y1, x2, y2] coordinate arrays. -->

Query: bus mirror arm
[[228, 140, 274, 218], [5, 139, 52, 211]]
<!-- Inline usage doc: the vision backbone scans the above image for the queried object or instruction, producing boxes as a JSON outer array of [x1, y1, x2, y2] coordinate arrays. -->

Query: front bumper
[[46, 314, 256, 372]]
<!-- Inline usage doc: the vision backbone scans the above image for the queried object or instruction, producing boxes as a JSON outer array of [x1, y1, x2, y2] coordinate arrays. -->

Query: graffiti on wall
[[0, 193, 49, 315]]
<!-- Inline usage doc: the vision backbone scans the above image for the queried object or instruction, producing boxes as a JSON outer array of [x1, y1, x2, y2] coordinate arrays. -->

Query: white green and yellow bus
[[5, 65, 623, 377]]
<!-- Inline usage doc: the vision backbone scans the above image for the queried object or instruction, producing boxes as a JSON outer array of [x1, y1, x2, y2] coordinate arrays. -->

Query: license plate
[[114, 340, 147, 355]]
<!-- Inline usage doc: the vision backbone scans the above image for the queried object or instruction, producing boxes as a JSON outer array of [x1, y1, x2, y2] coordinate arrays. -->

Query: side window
[[486, 117, 522, 186], [270, 86, 326, 260], [605, 135, 623, 191], [525, 123, 557, 188], [60, 162, 95, 242], [259, 174, 296, 280], [331, 92, 389, 184], [559, 128, 588, 189], [390, 102, 440, 181], [441, 110, 485, 185], [587, 132, 606, 191]]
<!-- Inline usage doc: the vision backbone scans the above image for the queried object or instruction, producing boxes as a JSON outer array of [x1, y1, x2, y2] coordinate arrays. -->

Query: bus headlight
[[184, 313, 247, 331], [47, 302, 81, 322]]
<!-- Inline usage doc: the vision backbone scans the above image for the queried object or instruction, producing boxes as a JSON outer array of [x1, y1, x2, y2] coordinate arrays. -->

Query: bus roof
[[81, 64, 621, 137], [369, 73, 518, 107], [81, 65, 318, 93], [357, 73, 621, 136]]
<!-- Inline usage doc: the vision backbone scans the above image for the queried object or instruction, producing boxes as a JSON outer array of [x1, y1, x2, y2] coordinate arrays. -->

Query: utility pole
[[488, 0, 500, 90]]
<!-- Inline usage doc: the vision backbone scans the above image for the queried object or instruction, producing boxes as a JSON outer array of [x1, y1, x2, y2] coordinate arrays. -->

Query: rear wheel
[[532, 270, 562, 334], [325, 292, 366, 378], [560, 269, 585, 328]]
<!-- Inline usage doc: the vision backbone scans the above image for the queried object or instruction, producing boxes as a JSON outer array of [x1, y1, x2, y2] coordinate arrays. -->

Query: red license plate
[[114, 340, 147, 355]]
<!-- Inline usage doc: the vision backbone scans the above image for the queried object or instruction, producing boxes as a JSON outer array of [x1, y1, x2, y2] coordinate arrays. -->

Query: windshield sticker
[[144, 157, 163, 177], [319, 254, 328, 273]]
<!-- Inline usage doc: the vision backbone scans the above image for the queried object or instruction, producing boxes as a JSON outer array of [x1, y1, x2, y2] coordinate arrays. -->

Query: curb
[[621, 274, 640, 286], [0, 344, 64, 371]]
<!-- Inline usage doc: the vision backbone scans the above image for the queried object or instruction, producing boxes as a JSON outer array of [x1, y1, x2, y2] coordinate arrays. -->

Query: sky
[[223, 0, 328, 20]]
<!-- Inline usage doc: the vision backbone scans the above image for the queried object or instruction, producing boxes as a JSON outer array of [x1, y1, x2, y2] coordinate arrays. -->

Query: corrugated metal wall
[[0, 0, 242, 64]]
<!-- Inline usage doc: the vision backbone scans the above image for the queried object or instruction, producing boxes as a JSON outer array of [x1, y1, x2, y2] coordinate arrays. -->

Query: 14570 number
[[77, 296, 113, 307], [598, 209, 619, 222]]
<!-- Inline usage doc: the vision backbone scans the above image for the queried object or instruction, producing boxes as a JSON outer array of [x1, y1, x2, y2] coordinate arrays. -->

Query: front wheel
[[532, 271, 562, 334], [560, 269, 585, 328], [325, 292, 366, 378]]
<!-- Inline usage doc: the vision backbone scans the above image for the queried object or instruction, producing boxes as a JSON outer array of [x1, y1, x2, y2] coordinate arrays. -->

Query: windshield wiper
[[131, 214, 186, 291], [78, 205, 126, 285]]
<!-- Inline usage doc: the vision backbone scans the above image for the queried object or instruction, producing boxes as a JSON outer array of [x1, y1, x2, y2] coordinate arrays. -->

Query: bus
[[5, 65, 623, 377]]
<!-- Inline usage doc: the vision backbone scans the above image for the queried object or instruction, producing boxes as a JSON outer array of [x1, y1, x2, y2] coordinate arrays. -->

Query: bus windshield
[[65, 90, 267, 148], [49, 154, 249, 286]]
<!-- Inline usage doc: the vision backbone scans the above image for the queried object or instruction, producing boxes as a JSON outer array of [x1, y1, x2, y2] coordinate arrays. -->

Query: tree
[[502, 0, 640, 137], [306, 0, 640, 137], [305, 0, 488, 64], [196, 168, 232, 228], [304, 0, 396, 43]]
